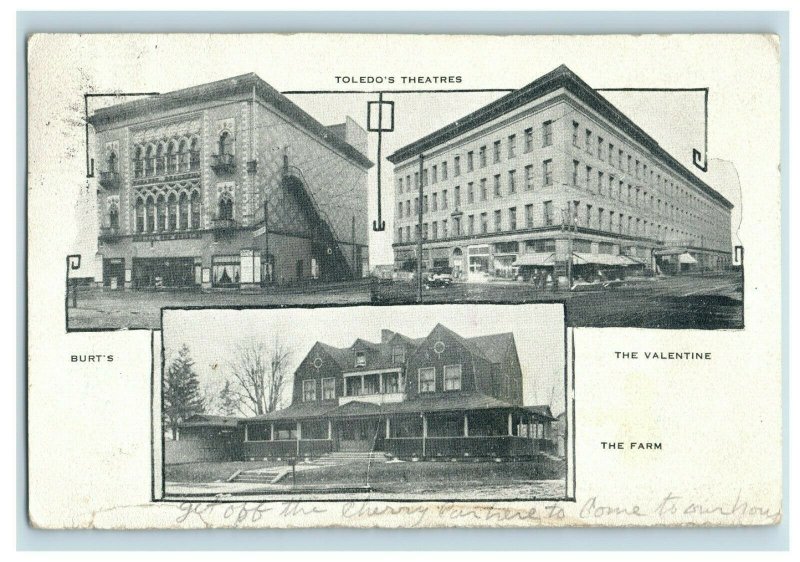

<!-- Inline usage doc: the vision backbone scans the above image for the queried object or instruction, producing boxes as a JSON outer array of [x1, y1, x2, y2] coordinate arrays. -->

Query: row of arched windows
[[133, 136, 201, 179], [134, 191, 202, 233]]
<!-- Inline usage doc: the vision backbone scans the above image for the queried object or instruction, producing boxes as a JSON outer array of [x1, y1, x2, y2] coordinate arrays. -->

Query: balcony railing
[[210, 153, 236, 174], [99, 226, 121, 240], [99, 171, 120, 190], [211, 217, 236, 230]]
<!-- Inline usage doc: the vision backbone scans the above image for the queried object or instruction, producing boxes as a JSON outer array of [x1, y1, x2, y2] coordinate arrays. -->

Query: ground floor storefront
[[393, 228, 729, 287], [96, 228, 367, 289]]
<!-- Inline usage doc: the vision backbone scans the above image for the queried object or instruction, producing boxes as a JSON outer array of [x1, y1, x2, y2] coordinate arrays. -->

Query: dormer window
[[392, 345, 406, 364], [418, 367, 435, 393], [444, 365, 462, 391], [355, 351, 366, 367], [302, 379, 316, 402]]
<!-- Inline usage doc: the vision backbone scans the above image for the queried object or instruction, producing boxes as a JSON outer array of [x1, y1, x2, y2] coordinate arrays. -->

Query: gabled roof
[[88, 73, 373, 169], [467, 333, 515, 364], [180, 414, 242, 428], [387, 64, 732, 210]]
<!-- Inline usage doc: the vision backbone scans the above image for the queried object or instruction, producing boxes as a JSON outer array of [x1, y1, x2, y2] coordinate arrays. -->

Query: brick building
[[388, 65, 733, 283], [89, 73, 372, 289]]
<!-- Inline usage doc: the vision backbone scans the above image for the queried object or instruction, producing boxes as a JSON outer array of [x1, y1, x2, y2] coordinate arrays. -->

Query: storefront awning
[[514, 253, 555, 266], [572, 253, 636, 267]]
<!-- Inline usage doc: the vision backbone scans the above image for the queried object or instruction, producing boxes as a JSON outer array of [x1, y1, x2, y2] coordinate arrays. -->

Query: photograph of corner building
[[160, 305, 569, 500], [388, 65, 733, 285], [90, 73, 372, 290]]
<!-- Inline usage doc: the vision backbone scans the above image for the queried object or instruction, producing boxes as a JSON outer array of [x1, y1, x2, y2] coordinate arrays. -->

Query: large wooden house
[[177, 324, 556, 462]]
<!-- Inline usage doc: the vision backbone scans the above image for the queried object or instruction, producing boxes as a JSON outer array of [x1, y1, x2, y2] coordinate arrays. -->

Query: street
[[66, 280, 372, 331], [371, 271, 744, 329], [67, 271, 743, 331]]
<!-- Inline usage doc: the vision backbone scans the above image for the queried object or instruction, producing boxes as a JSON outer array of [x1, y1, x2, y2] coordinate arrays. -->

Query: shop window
[[212, 255, 240, 286], [444, 365, 462, 391], [418, 367, 435, 393]]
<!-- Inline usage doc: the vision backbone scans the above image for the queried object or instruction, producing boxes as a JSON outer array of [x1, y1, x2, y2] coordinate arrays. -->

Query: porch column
[[296, 421, 302, 457], [327, 419, 332, 440], [507, 412, 513, 436], [379, 373, 384, 394], [463, 413, 469, 437], [385, 417, 391, 439], [422, 414, 428, 458], [244, 423, 249, 442], [360, 375, 365, 395], [270, 423, 275, 441]]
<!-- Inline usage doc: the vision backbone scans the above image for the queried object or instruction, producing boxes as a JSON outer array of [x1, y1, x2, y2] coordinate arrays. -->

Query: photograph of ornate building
[[388, 65, 734, 284], [90, 73, 372, 291]]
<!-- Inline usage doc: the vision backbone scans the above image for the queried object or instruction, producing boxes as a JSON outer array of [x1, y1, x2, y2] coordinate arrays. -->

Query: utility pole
[[416, 153, 425, 303], [264, 189, 270, 285], [351, 214, 357, 280]]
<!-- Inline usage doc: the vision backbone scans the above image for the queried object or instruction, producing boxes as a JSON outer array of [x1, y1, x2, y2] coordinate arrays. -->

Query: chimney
[[381, 329, 395, 344]]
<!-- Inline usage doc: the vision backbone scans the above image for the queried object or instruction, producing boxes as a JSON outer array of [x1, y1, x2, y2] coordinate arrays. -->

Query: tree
[[163, 344, 204, 440], [218, 380, 239, 416], [227, 336, 292, 416]]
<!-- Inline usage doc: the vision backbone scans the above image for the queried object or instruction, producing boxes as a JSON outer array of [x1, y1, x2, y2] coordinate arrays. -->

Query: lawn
[[165, 461, 282, 483]]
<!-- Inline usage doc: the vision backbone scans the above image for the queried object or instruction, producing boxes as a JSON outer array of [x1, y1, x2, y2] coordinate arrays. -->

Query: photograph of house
[[160, 304, 569, 500]]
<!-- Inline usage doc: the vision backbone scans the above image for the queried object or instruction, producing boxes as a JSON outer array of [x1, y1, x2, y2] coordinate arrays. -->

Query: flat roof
[[88, 73, 373, 169], [387, 65, 732, 210]]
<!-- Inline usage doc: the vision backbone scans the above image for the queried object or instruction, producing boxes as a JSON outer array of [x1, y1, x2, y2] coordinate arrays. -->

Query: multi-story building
[[388, 65, 733, 283], [177, 324, 556, 461], [89, 73, 372, 289]]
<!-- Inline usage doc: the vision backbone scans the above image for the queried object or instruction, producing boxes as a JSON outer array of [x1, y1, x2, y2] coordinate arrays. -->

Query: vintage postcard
[[26, 33, 781, 528]]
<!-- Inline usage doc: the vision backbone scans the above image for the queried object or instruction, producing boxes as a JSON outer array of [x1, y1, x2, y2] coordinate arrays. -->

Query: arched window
[[145, 145, 155, 176], [109, 204, 119, 230], [155, 143, 165, 175], [133, 146, 143, 178], [135, 199, 145, 233], [146, 196, 156, 233], [107, 151, 118, 173], [179, 192, 189, 230], [218, 131, 233, 156], [167, 193, 177, 231], [156, 195, 166, 231], [218, 193, 233, 220], [190, 191, 201, 229], [178, 139, 189, 173], [189, 137, 200, 171], [167, 141, 178, 174]]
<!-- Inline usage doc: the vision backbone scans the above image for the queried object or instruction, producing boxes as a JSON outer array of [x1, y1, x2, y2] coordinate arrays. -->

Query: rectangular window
[[598, 171, 604, 195], [454, 186, 461, 207], [585, 129, 592, 154], [442, 219, 448, 238], [585, 165, 592, 189], [525, 204, 534, 228], [454, 217, 461, 236], [423, 195, 429, 213], [542, 120, 553, 147], [493, 174, 501, 197], [454, 156, 461, 176], [524, 165, 533, 190], [508, 169, 516, 193], [422, 169, 428, 187], [572, 160, 580, 186], [442, 189, 448, 209], [468, 214, 475, 235], [509, 207, 517, 230], [572, 121, 580, 146], [322, 377, 335, 400], [508, 134, 516, 158], [414, 171, 419, 188], [608, 143, 615, 165], [355, 351, 366, 367], [441, 161, 448, 180], [398, 177, 403, 193], [467, 151, 474, 171], [432, 192, 438, 211], [432, 221, 438, 239], [543, 159, 553, 186], [431, 165, 438, 184], [418, 367, 435, 393], [493, 140, 501, 163], [597, 136, 604, 160], [543, 200, 554, 226], [302, 379, 316, 402], [480, 212, 488, 234], [480, 178, 487, 201], [479, 146, 487, 168], [397, 227, 402, 242], [444, 365, 462, 391], [494, 209, 502, 232], [398, 201, 403, 219], [524, 127, 533, 152]]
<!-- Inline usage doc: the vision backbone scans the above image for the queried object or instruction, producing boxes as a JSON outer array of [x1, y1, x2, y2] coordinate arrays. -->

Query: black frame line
[[594, 87, 710, 173], [155, 301, 574, 504]]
